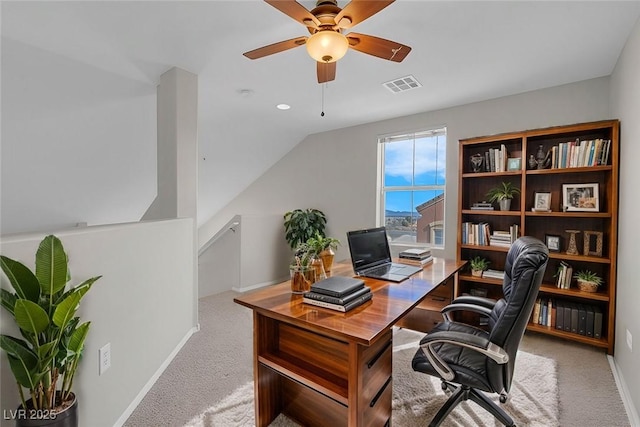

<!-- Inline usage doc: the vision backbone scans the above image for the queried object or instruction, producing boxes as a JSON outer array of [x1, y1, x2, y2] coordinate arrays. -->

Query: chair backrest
[[486, 236, 548, 393]]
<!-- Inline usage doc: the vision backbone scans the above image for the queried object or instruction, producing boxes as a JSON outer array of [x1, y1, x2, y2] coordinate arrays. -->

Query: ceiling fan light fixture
[[306, 30, 349, 63]]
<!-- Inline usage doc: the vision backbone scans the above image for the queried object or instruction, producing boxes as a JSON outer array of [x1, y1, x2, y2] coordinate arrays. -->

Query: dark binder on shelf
[[563, 304, 572, 332], [555, 301, 564, 330], [586, 306, 595, 337], [578, 305, 587, 336], [594, 307, 603, 339], [570, 304, 579, 334], [310, 276, 365, 298], [303, 285, 371, 306]]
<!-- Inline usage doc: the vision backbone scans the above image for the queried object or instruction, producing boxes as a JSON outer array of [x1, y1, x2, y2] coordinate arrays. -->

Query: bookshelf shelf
[[457, 120, 619, 354]]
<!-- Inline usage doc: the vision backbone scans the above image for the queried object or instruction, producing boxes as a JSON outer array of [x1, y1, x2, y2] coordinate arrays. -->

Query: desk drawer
[[429, 278, 454, 300], [362, 377, 392, 427]]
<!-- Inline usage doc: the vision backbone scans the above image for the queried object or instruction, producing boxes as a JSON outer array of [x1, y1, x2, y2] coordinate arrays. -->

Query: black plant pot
[[15, 394, 78, 427]]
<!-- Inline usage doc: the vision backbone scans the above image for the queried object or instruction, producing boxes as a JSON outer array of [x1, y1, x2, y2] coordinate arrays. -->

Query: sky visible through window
[[384, 134, 446, 213]]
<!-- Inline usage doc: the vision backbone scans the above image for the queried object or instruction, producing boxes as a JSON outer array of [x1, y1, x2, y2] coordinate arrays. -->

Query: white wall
[[610, 15, 640, 423], [202, 77, 611, 266], [0, 219, 197, 427]]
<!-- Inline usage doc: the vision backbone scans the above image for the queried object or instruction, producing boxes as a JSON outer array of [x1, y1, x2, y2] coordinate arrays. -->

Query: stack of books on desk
[[303, 276, 372, 312], [398, 248, 433, 267]]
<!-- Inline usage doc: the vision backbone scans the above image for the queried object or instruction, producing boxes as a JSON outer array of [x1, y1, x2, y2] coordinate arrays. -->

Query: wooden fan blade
[[335, 0, 394, 28], [317, 61, 336, 83], [243, 36, 307, 60], [347, 33, 411, 62], [265, 0, 321, 28]]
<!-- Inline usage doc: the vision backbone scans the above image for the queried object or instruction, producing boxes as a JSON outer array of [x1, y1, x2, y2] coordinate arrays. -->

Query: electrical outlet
[[626, 329, 632, 352], [99, 343, 111, 375]]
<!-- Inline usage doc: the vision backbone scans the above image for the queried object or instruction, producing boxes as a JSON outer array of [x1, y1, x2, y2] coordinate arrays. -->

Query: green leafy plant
[[0, 235, 101, 412], [306, 232, 340, 253], [486, 181, 521, 202], [573, 270, 603, 286], [283, 208, 327, 249], [469, 256, 490, 271], [291, 242, 318, 267]]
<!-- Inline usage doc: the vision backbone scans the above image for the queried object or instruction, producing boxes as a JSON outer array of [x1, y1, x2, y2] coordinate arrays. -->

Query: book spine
[[304, 292, 372, 312]]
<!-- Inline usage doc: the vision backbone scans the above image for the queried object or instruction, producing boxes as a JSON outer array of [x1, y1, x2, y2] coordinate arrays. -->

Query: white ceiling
[[2, 1, 639, 230]]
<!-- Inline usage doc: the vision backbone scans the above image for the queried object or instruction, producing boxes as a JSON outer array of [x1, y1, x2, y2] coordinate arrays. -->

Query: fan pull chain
[[321, 83, 325, 117]]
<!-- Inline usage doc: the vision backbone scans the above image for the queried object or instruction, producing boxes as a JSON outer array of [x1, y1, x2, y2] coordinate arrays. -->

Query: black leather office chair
[[412, 236, 548, 427]]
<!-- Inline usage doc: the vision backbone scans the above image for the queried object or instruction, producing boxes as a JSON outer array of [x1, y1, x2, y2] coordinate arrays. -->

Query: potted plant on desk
[[290, 243, 323, 294], [306, 233, 340, 276], [0, 235, 101, 427], [283, 208, 327, 250]]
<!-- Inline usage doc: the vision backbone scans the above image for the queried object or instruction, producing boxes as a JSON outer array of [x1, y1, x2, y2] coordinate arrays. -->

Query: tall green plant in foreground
[[0, 235, 101, 411]]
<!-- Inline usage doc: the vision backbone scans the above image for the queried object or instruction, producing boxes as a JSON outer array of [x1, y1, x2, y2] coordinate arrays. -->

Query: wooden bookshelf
[[457, 120, 619, 354]]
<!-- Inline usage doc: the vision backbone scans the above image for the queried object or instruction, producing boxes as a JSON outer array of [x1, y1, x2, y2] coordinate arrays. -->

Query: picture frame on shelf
[[507, 157, 521, 171], [562, 183, 599, 212], [533, 192, 552, 212], [545, 234, 561, 252]]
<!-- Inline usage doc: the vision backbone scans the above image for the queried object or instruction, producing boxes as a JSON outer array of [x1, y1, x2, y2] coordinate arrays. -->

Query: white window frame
[[377, 127, 447, 248]]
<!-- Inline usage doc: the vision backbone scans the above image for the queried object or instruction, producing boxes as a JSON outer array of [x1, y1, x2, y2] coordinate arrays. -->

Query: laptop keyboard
[[365, 265, 392, 276]]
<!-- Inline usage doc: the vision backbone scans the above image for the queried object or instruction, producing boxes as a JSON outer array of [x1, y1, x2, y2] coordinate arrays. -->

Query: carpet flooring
[[183, 328, 558, 427], [124, 290, 630, 427]]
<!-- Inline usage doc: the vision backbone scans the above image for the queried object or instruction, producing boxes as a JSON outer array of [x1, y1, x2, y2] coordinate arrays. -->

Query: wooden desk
[[233, 258, 466, 427]]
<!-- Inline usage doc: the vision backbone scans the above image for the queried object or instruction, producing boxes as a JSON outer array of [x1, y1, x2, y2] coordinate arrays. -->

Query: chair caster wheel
[[499, 393, 508, 403], [441, 381, 448, 391]]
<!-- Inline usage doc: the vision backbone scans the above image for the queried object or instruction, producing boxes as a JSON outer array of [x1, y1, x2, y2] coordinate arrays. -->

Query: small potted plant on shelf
[[283, 208, 327, 250], [486, 181, 520, 211], [573, 270, 603, 293], [469, 256, 490, 277], [0, 235, 101, 427], [306, 232, 340, 276]]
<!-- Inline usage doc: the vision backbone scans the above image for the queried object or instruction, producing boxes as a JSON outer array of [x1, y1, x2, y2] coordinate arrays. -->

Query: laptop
[[346, 226, 422, 282]]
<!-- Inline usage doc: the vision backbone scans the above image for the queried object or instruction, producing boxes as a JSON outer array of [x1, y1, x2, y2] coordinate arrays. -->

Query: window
[[378, 128, 446, 247]]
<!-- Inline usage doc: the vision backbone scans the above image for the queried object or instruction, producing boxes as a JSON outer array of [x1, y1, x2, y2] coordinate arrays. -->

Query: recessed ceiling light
[[276, 104, 291, 110]]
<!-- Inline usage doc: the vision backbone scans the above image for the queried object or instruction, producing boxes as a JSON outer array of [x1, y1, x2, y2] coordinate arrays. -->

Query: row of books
[[555, 261, 573, 289], [548, 138, 611, 169], [532, 298, 603, 339], [398, 247, 433, 267], [461, 222, 519, 247], [482, 269, 505, 280], [481, 144, 508, 172], [302, 276, 372, 312]]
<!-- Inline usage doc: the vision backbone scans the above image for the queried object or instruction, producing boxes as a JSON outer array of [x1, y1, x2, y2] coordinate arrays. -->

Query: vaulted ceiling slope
[[2, 1, 639, 235]]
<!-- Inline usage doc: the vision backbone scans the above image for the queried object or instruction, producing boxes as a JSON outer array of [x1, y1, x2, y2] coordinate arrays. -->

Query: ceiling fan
[[243, 0, 411, 83]]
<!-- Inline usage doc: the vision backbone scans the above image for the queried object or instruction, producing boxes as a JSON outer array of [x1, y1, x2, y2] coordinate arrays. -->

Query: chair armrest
[[440, 296, 496, 321], [452, 295, 497, 310], [420, 331, 509, 381]]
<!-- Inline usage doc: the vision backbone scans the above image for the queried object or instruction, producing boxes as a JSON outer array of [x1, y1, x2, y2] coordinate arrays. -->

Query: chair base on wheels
[[429, 381, 515, 427]]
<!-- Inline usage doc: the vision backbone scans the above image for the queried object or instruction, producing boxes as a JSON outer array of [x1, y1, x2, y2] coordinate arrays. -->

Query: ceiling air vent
[[383, 75, 422, 93]]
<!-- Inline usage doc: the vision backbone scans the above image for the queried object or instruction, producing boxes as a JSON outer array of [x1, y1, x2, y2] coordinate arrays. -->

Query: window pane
[[384, 139, 413, 187], [384, 190, 445, 246], [414, 134, 446, 186]]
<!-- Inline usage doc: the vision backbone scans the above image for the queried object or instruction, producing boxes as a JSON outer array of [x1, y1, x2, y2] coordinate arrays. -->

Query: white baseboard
[[232, 276, 289, 293], [608, 355, 640, 426], [113, 326, 199, 427]]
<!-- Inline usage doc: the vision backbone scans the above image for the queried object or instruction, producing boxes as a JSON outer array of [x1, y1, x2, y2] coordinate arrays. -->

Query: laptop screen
[[347, 227, 392, 272]]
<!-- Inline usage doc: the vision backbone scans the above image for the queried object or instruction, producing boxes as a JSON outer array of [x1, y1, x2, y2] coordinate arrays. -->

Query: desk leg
[[253, 312, 280, 427]]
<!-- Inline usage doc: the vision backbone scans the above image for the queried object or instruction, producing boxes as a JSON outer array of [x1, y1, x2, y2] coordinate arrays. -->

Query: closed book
[[555, 301, 564, 330], [303, 290, 373, 312], [563, 304, 572, 332], [399, 248, 431, 259], [397, 256, 433, 267], [310, 276, 365, 298], [594, 307, 603, 339], [303, 286, 371, 306], [578, 305, 587, 335], [570, 304, 579, 334], [586, 306, 595, 337]]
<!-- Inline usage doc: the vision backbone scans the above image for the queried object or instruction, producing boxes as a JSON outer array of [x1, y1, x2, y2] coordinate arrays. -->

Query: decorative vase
[[311, 257, 327, 281], [470, 153, 484, 172], [290, 265, 316, 294], [319, 248, 335, 276], [499, 199, 512, 211], [16, 393, 78, 427]]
